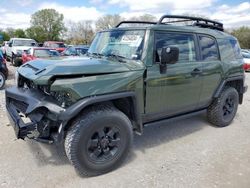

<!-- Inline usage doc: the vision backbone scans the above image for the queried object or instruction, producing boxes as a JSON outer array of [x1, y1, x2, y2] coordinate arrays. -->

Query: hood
[[18, 56, 145, 84], [13, 46, 33, 51]]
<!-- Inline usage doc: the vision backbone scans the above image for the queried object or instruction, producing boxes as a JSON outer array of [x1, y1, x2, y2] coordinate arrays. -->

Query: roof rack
[[116, 21, 156, 28], [116, 15, 224, 31], [158, 15, 224, 31]]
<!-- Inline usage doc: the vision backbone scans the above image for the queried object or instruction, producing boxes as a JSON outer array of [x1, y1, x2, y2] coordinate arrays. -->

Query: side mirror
[[9, 43, 12, 47], [160, 47, 179, 74]]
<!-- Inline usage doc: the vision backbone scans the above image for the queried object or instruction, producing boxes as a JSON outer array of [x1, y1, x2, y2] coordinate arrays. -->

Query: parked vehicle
[[242, 51, 250, 71], [5, 15, 248, 176], [22, 48, 60, 64], [0, 49, 8, 89], [1, 41, 9, 58], [61, 45, 89, 56], [6, 38, 37, 66], [43, 41, 66, 53]]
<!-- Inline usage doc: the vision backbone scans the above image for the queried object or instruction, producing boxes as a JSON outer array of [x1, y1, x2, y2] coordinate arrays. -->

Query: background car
[[43, 41, 66, 53], [61, 45, 89, 56], [22, 47, 60, 64], [1, 41, 9, 58], [0, 49, 8, 89], [5, 38, 37, 66], [242, 51, 250, 72]]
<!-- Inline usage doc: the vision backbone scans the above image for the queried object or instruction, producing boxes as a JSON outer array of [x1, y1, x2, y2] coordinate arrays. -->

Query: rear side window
[[199, 36, 219, 61], [229, 40, 242, 59], [155, 32, 197, 63]]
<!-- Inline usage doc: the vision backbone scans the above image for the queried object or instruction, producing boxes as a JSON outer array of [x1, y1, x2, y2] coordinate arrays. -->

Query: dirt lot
[[0, 62, 250, 188]]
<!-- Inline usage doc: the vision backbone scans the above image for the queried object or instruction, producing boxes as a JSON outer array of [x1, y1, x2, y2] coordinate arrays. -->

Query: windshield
[[34, 49, 60, 57], [13, 40, 37, 46], [88, 30, 145, 60]]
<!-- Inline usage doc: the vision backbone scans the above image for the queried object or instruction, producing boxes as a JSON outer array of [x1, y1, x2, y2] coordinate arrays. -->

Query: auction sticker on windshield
[[121, 35, 142, 47]]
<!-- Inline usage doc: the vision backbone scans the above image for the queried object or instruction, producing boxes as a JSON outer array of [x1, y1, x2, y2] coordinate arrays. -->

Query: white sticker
[[121, 35, 142, 47]]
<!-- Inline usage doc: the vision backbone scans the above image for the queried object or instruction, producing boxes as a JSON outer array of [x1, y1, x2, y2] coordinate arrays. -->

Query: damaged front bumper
[[6, 87, 65, 142]]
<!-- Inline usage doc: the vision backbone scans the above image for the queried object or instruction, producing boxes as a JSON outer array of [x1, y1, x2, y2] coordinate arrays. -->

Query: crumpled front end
[[5, 86, 65, 143]]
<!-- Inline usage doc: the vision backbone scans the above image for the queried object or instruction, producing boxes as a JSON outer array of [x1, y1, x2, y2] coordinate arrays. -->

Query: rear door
[[197, 35, 223, 108], [144, 31, 203, 121]]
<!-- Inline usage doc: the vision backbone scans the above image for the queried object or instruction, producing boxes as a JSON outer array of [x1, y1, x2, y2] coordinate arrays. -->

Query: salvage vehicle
[[1, 41, 9, 58], [242, 51, 250, 72], [0, 49, 8, 89], [5, 15, 248, 176], [22, 48, 60, 64], [6, 38, 37, 66], [61, 45, 89, 56], [43, 41, 66, 53]]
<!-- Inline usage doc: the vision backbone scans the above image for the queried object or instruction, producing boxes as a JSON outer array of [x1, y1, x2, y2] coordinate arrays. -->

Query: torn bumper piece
[[5, 87, 65, 140]]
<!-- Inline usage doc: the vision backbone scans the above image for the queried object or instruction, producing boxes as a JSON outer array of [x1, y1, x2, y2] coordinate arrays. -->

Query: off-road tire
[[0, 72, 6, 90], [207, 87, 239, 127], [65, 105, 133, 176]]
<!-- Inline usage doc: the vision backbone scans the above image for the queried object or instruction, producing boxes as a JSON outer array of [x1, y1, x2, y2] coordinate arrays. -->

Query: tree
[[66, 20, 94, 45], [130, 14, 157, 22], [5, 28, 15, 38], [231, 27, 250, 49], [96, 14, 123, 31], [14, 29, 26, 38], [30, 9, 66, 41], [26, 26, 47, 42], [0, 30, 10, 41]]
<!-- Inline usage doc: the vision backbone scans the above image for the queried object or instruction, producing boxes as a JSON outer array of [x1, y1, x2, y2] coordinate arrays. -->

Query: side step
[[144, 109, 206, 127]]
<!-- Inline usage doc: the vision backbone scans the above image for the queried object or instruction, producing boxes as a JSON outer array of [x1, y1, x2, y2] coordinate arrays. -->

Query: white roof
[[10, 38, 35, 41]]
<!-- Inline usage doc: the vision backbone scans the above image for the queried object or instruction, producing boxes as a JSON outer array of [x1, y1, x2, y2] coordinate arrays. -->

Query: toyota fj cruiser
[[5, 15, 248, 176]]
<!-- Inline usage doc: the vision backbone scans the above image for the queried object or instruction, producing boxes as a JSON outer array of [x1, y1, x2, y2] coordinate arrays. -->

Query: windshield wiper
[[106, 54, 127, 63]]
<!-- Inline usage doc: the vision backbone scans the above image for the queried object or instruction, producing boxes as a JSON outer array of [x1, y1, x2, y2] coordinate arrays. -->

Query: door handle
[[191, 68, 202, 77]]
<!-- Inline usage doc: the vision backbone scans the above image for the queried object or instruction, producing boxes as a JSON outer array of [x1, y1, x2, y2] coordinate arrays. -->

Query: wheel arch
[[61, 92, 143, 137], [213, 76, 245, 104]]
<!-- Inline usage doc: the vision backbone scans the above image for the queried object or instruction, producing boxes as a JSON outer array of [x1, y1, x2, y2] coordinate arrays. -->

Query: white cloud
[[38, 2, 104, 22], [211, 2, 250, 28], [108, 0, 215, 12], [15, 0, 33, 7], [0, 12, 30, 29], [0, 1, 249, 30], [120, 1, 250, 29]]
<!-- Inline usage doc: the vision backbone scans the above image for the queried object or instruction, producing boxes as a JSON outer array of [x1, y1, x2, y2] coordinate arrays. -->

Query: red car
[[43, 41, 66, 52], [242, 52, 250, 72], [22, 47, 60, 64]]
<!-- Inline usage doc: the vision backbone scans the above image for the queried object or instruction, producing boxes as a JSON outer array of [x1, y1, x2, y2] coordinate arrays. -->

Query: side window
[[155, 32, 197, 63], [229, 39, 242, 59], [199, 36, 219, 61]]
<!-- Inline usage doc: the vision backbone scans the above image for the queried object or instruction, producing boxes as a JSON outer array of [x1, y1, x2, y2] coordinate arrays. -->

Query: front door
[[145, 32, 203, 121]]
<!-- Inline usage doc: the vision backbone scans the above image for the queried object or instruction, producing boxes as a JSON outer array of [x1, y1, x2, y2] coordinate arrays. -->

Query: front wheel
[[207, 87, 239, 127], [65, 105, 133, 176]]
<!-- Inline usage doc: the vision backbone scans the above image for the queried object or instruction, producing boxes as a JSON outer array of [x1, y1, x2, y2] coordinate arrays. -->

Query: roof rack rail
[[115, 15, 224, 31], [157, 15, 224, 31], [116, 21, 156, 28]]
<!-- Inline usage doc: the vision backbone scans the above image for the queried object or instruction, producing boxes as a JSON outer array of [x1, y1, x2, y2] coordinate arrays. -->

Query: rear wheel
[[65, 105, 133, 176], [0, 72, 6, 90], [207, 87, 239, 127]]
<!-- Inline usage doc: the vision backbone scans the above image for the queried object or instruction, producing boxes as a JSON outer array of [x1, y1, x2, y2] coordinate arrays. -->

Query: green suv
[[5, 15, 248, 176]]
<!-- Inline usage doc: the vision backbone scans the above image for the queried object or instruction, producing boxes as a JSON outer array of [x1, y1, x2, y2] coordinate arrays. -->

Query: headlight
[[15, 71, 19, 86]]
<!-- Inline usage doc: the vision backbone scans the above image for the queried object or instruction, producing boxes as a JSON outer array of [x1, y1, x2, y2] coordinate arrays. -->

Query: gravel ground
[[0, 62, 250, 188]]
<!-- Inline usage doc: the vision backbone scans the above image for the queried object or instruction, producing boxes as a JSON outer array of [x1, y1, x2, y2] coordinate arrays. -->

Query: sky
[[0, 0, 249, 29]]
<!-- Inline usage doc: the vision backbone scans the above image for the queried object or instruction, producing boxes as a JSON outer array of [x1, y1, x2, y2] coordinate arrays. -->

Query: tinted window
[[199, 36, 219, 61], [155, 32, 197, 63], [229, 40, 242, 59]]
